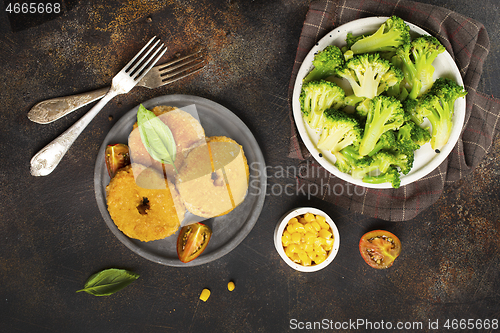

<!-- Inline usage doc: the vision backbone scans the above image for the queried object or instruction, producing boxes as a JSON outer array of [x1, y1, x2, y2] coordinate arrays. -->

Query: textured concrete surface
[[0, 0, 499, 332]]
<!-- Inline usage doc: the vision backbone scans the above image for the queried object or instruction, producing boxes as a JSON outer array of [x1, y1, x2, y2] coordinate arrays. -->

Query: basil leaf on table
[[76, 268, 140, 296], [137, 104, 177, 169]]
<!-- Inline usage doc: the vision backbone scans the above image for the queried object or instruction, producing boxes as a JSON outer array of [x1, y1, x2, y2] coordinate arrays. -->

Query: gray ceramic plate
[[94, 95, 267, 267]]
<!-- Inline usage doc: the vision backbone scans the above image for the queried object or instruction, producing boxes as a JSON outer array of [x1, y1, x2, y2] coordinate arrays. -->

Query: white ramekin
[[274, 207, 340, 272]]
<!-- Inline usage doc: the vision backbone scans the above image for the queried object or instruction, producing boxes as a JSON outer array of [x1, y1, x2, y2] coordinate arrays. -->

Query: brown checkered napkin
[[288, 0, 500, 221]]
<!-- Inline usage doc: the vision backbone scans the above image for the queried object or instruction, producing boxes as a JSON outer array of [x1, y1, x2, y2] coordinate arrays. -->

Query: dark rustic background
[[1, 0, 499, 332]]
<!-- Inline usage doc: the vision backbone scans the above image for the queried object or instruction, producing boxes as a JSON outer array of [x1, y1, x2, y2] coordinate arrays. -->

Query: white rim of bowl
[[274, 207, 340, 272]]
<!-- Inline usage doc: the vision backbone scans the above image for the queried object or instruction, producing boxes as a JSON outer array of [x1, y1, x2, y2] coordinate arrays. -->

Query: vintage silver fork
[[27, 50, 205, 124], [30, 36, 167, 176]]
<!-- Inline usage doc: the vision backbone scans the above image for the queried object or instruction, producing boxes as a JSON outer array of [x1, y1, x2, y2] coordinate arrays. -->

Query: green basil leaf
[[137, 104, 177, 167], [76, 268, 140, 296]]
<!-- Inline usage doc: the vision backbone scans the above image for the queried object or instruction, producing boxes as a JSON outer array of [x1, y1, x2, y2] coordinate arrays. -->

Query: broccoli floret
[[317, 109, 362, 153], [300, 80, 346, 129], [363, 166, 401, 188], [402, 98, 421, 123], [397, 120, 431, 150], [390, 149, 414, 175], [350, 16, 411, 55], [396, 123, 421, 152], [355, 98, 371, 118], [358, 95, 405, 156], [411, 122, 432, 146], [396, 35, 445, 99], [352, 150, 397, 178], [333, 144, 372, 174], [367, 130, 396, 157], [303, 45, 345, 83], [335, 53, 403, 99], [345, 94, 366, 108], [343, 50, 354, 61], [341, 146, 405, 188], [346, 32, 366, 49], [412, 77, 467, 152], [386, 55, 410, 101]]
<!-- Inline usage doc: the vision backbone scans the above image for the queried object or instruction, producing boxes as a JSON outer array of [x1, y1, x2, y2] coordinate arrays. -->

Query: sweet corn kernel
[[304, 223, 316, 233], [319, 229, 332, 239], [298, 217, 307, 225], [304, 232, 317, 244], [281, 231, 291, 247], [291, 232, 301, 244], [288, 217, 298, 224], [310, 221, 321, 232], [316, 215, 330, 229], [324, 238, 334, 251], [227, 281, 235, 292], [303, 213, 315, 222], [303, 243, 314, 253], [314, 237, 326, 248], [199, 289, 211, 302], [315, 245, 327, 256], [286, 223, 299, 234], [298, 250, 309, 263], [287, 243, 299, 254], [315, 254, 327, 264], [302, 255, 312, 266]]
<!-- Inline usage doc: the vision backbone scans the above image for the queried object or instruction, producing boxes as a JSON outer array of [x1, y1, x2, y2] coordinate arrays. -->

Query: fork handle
[[27, 87, 110, 124], [30, 90, 117, 176]]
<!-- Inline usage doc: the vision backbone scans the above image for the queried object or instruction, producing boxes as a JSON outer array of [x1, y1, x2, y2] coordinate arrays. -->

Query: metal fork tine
[[128, 39, 161, 76], [158, 53, 204, 76], [133, 42, 167, 81], [156, 50, 203, 72], [124, 36, 158, 73], [161, 65, 205, 85], [161, 59, 205, 81]]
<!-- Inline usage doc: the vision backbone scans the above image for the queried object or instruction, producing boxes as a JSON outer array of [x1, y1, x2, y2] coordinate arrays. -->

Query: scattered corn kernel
[[281, 213, 334, 266], [227, 281, 235, 292], [199, 288, 211, 302]]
